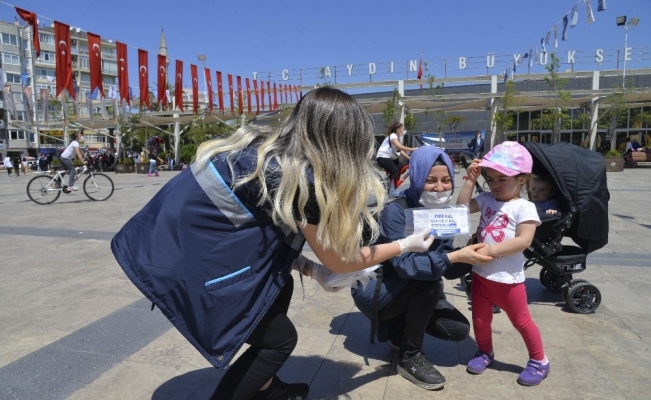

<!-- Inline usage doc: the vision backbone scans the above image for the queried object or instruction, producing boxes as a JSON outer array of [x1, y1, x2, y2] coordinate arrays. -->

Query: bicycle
[[26, 160, 115, 205]]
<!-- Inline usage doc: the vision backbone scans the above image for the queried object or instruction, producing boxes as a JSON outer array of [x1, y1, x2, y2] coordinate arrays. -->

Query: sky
[[3, 0, 650, 90]]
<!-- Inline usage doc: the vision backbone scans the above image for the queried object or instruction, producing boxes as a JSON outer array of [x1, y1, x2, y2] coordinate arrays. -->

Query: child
[[456, 141, 550, 386], [528, 174, 560, 215]]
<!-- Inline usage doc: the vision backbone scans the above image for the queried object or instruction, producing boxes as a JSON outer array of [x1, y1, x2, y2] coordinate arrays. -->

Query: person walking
[[3, 156, 13, 177], [457, 141, 549, 386], [111, 87, 436, 400]]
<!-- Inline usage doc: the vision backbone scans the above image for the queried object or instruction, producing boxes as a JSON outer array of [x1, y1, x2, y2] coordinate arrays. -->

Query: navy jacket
[[111, 147, 305, 368]]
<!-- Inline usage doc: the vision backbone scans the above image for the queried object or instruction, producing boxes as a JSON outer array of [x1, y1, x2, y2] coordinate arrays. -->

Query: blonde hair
[[195, 87, 386, 262]]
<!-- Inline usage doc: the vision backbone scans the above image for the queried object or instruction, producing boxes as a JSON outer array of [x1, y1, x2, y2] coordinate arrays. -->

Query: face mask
[[419, 190, 453, 208], [401, 130, 407, 135]]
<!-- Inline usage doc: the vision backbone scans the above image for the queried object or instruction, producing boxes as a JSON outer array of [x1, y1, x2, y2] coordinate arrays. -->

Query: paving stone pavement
[[1, 166, 650, 400]]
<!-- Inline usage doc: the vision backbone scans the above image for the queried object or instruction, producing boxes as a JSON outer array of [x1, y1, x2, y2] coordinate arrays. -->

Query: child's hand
[[466, 159, 482, 182]]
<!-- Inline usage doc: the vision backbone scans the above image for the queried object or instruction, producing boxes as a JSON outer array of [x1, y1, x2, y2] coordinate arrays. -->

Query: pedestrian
[[111, 87, 436, 400], [13, 156, 21, 176], [167, 154, 174, 171], [3, 156, 13, 177], [456, 141, 549, 386], [21, 157, 29, 176], [147, 149, 159, 177], [38, 154, 49, 172]]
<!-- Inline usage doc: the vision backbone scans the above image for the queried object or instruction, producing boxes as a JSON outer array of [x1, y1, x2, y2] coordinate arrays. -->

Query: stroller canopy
[[523, 142, 609, 253]]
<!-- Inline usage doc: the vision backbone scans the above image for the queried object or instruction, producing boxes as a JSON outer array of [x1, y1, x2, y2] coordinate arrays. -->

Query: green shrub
[[603, 150, 621, 158], [118, 157, 134, 164], [50, 159, 62, 166], [72, 159, 84, 166]]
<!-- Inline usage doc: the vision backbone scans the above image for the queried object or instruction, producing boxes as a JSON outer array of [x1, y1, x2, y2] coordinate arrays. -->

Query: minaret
[[159, 28, 170, 84]]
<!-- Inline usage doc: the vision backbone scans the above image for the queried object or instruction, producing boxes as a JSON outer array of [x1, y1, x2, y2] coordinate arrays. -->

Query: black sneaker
[[250, 375, 309, 400], [397, 352, 446, 390]]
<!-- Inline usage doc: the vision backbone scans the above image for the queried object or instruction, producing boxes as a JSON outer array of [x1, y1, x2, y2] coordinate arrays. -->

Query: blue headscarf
[[404, 146, 455, 206]]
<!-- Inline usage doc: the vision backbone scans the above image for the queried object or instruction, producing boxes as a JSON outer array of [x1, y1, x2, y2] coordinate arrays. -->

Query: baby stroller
[[460, 142, 609, 314]]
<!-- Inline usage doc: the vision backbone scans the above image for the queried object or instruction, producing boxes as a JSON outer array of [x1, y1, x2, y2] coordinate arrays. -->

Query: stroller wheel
[[539, 268, 569, 293], [566, 282, 601, 314], [460, 273, 472, 293], [562, 278, 588, 304]]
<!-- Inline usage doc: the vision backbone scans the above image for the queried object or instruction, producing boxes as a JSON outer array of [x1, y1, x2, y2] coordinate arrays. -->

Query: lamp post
[[197, 54, 207, 108], [616, 16, 640, 89]]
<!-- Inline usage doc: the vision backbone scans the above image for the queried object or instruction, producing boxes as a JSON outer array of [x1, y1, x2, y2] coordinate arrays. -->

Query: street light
[[197, 54, 207, 106], [617, 16, 640, 89]]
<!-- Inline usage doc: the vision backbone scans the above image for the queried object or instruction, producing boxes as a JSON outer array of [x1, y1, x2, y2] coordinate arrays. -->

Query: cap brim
[[478, 160, 520, 176]]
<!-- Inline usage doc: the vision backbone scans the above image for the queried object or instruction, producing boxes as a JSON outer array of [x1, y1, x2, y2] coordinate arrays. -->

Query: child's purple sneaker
[[517, 360, 550, 386], [466, 352, 494, 375]]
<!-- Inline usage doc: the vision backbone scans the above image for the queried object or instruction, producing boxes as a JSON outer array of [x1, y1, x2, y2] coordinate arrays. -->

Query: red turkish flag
[[216, 71, 224, 114], [157, 54, 167, 108], [273, 83, 278, 111], [236, 76, 243, 114], [266, 82, 272, 111], [260, 81, 265, 111], [54, 21, 74, 99], [245, 78, 252, 115], [205, 68, 213, 113], [116, 42, 130, 106], [227, 74, 234, 115], [138, 49, 150, 110], [253, 80, 260, 115], [15, 7, 40, 58], [191, 64, 198, 114], [294, 86, 299, 102], [86, 32, 104, 97], [174, 60, 184, 112]]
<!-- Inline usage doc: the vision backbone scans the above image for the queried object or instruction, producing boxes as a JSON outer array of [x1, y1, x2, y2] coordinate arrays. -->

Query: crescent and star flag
[[227, 74, 234, 115], [260, 81, 265, 111], [54, 21, 75, 99], [87, 32, 104, 97], [175, 60, 184, 112], [116, 41, 130, 106], [294, 86, 299, 102], [138, 49, 150, 110], [266, 82, 272, 111], [191, 64, 198, 114], [15, 7, 40, 58], [245, 78, 252, 115], [253, 80, 260, 115], [273, 83, 278, 111], [236, 76, 243, 114], [157, 54, 167, 108], [417, 52, 423, 89], [205, 68, 213, 113], [216, 71, 224, 114]]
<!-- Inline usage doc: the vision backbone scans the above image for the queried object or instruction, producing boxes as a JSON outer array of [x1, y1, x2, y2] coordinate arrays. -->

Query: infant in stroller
[[461, 142, 609, 314]]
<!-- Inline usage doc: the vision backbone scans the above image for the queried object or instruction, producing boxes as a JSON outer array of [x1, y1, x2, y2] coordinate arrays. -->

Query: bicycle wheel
[[84, 173, 114, 201], [26, 175, 61, 205]]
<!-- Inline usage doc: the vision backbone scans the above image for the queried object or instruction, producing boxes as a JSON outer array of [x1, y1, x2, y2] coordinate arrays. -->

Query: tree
[[535, 53, 571, 144], [403, 112, 417, 131], [443, 115, 465, 132], [492, 80, 517, 145], [424, 73, 447, 146], [382, 88, 401, 127]]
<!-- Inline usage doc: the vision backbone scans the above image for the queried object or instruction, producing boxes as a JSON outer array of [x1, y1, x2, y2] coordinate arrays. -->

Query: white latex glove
[[296, 255, 343, 293], [398, 228, 435, 254]]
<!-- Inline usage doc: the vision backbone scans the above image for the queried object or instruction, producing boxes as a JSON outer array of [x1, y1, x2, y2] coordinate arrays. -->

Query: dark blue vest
[[111, 148, 304, 368]]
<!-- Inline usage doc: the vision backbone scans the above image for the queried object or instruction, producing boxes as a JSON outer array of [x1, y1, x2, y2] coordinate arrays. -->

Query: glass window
[[2, 52, 21, 65], [40, 51, 56, 64], [9, 130, 26, 140], [1, 33, 18, 46], [102, 47, 115, 58], [13, 92, 23, 102], [39, 33, 55, 45], [35, 67, 56, 78], [102, 60, 117, 74], [560, 132, 571, 144], [6, 73, 22, 84], [80, 73, 91, 84], [78, 44, 88, 54], [102, 75, 117, 85], [518, 111, 530, 130], [79, 56, 90, 69]]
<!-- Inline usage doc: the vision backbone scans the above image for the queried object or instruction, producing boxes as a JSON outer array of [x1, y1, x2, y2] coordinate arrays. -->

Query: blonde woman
[[111, 87, 435, 400]]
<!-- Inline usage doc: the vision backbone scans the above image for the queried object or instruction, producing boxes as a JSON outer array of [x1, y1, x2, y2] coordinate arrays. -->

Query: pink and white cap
[[478, 141, 533, 176]]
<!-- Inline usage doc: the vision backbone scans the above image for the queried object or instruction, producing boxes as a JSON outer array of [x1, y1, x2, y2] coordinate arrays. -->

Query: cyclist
[[60, 130, 86, 191], [376, 121, 416, 196]]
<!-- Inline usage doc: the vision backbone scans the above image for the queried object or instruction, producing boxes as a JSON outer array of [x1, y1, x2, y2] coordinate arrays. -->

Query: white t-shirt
[[61, 140, 80, 159], [376, 133, 401, 159], [472, 192, 541, 284]]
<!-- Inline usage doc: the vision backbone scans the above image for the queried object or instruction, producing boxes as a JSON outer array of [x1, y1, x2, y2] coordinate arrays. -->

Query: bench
[[631, 151, 651, 163]]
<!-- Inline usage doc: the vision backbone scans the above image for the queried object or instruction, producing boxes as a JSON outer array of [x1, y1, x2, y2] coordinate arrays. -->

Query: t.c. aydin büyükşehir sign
[[252, 47, 642, 82]]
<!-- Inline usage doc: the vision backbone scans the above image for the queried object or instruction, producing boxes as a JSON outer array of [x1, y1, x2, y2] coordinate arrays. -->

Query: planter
[[604, 157, 623, 172], [136, 163, 150, 174], [115, 163, 135, 173]]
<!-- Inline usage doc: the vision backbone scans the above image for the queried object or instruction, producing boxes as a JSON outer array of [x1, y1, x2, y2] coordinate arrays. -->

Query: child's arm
[[477, 221, 537, 258], [456, 160, 481, 213]]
